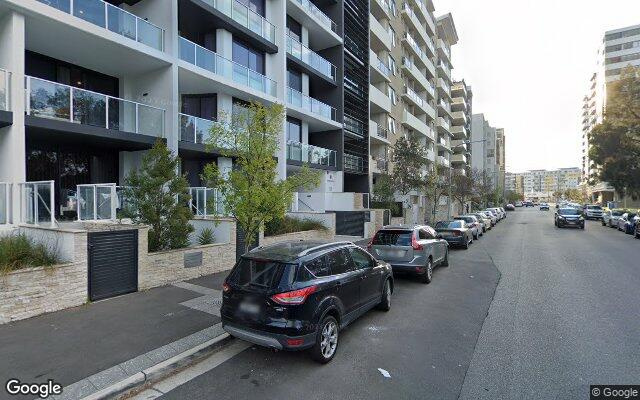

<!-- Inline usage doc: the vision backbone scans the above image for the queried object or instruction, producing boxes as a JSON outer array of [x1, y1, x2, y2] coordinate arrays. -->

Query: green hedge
[[0, 234, 60, 275], [265, 216, 327, 237]]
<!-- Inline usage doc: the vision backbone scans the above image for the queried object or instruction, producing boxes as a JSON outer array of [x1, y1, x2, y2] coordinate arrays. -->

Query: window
[[327, 249, 353, 275], [299, 256, 330, 280], [286, 16, 302, 42], [390, 27, 397, 47], [286, 117, 301, 142], [232, 39, 264, 74], [387, 117, 396, 135], [390, 0, 397, 16], [349, 248, 375, 269], [287, 69, 302, 91], [228, 258, 286, 288], [388, 55, 397, 76], [237, 0, 265, 16], [372, 230, 412, 246], [387, 85, 397, 105], [419, 229, 435, 239]]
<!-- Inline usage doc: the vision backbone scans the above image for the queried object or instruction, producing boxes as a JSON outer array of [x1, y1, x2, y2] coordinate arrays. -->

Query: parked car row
[[602, 209, 640, 238], [221, 208, 510, 363]]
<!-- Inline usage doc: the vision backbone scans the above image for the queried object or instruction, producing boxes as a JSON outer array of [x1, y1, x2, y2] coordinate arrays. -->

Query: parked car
[[368, 225, 449, 284], [540, 203, 550, 211], [617, 212, 638, 234], [524, 201, 534, 207], [602, 209, 625, 228], [454, 215, 482, 239], [555, 207, 585, 229], [477, 210, 497, 226], [221, 240, 393, 363], [469, 212, 492, 231], [505, 204, 515, 211], [435, 220, 474, 249], [515, 201, 523, 207], [635, 218, 640, 239], [487, 208, 505, 220], [484, 209, 500, 222], [584, 204, 603, 220]]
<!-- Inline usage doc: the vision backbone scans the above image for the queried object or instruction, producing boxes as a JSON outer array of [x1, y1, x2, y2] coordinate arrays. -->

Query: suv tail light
[[411, 233, 423, 250], [222, 282, 230, 293], [271, 285, 317, 305]]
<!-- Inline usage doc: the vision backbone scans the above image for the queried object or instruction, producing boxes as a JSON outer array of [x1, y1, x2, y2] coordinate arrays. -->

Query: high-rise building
[[514, 168, 581, 201], [495, 127, 506, 197], [369, 0, 459, 223], [451, 80, 472, 177], [470, 113, 498, 189], [581, 23, 640, 205]]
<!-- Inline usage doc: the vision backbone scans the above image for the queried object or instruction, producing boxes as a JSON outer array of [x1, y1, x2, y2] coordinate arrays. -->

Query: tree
[[124, 140, 194, 252], [471, 168, 493, 208], [564, 188, 588, 204], [588, 65, 640, 199], [451, 171, 475, 213], [203, 102, 320, 253], [389, 135, 427, 219], [372, 172, 401, 216], [424, 163, 449, 223], [505, 190, 522, 204]]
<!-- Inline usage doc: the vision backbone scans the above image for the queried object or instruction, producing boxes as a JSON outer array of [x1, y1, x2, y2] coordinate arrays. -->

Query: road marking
[[129, 340, 251, 399]]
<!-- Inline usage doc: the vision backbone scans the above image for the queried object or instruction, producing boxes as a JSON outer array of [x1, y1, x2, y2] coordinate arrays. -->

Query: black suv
[[221, 241, 393, 363]]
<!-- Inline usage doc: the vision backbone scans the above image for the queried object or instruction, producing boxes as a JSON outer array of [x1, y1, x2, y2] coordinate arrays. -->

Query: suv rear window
[[228, 258, 294, 289], [372, 230, 413, 246], [436, 221, 463, 229], [611, 211, 623, 216]]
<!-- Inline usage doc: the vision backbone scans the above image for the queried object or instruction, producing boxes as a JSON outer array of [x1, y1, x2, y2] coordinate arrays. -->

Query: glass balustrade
[[189, 187, 224, 216], [293, 0, 337, 34], [374, 55, 391, 77], [19, 181, 55, 227], [26, 76, 165, 137], [287, 141, 337, 167], [286, 36, 336, 81], [0, 182, 8, 225], [179, 37, 277, 97], [404, 32, 424, 59], [0, 69, 9, 111], [287, 87, 337, 121], [405, 87, 425, 108], [179, 113, 216, 144], [200, 0, 275, 43], [37, 0, 164, 51]]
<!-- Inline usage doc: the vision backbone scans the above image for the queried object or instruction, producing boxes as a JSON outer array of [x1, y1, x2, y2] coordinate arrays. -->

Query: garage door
[[88, 230, 138, 301]]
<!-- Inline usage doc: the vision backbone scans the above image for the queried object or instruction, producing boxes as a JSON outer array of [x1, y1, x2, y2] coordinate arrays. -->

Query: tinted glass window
[[286, 117, 301, 142], [558, 209, 580, 216], [611, 211, 623, 216], [349, 248, 374, 269], [436, 221, 464, 229], [327, 249, 353, 275], [229, 258, 285, 288], [587, 205, 602, 210], [232, 39, 264, 74], [372, 230, 412, 246], [419, 229, 435, 239], [287, 69, 302, 91], [299, 256, 330, 280], [237, 0, 265, 15], [286, 16, 302, 41], [455, 217, 473, 223]]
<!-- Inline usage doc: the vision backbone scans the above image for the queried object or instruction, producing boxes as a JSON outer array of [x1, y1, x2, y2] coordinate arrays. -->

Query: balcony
[[437, 38, 451, 61], [451, 153, 467, 165], [344, 154, 365, 173], [437, 116, 450, 134], [371, 0, 391, 20], [286, 87, 341, 130], [402, 86, 425, 109], [451, 97, 467, 112], [0, 69, 10, 128], [451, 82, 467, 98], [370, 14, 392, 52], [26, 76, 165, 139], [179, 113, 214, 144], [402, 32, 425, 64], [425, 147, 435, 162], [369, 84, 391, 113], [450, 125, 468, 140], [410, 0, 436, 36], [401, 57, 434, 98], [437, 155, 450, 168], [179, 37, 277, 98], [452, 111, 467, 125], [401, 3, 430, 49], [437, 61, 451, 82], [402, 109, 434, 141], [287, 141, 337, 168], [286, 36, 336, 83], [370, 120, 391, 144], [370, 156, 388, 174], [370, 50, 391, 83], [287, 0, 341, 49], [36, 0, 164, 51], [437, 78, 452, 100], [438, 99, 452, 118], [437, 135, 450, 151], [451, 139, 468, 152]]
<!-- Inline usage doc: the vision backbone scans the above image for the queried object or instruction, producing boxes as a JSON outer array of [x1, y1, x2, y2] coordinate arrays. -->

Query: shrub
[[198, 228, 215, 245], [0, 234, 59, 275], [264, 216, 327, 237]]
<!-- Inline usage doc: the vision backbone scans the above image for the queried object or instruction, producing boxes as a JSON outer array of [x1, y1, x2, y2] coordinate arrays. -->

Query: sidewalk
[[0, 271, 230, 400]]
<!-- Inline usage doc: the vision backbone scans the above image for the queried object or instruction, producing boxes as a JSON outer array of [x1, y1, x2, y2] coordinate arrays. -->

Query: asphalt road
[[146, 208, 640, 400]]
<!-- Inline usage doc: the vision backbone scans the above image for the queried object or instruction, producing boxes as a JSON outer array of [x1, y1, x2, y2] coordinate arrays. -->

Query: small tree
[[451, 170, 474, 213], [505, 190, 522, 204], [124, 140, 194, 252], [424, 163, 449, 223], [372, 172, 400, 216], [390, 135, 427, 219], [203, 102, 320, 253], [471, 168, 493, 208]]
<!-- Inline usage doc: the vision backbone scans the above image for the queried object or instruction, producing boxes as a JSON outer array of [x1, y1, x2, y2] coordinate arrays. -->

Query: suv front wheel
[[377, 279, 391, 311], [310, 316, 339, 363]]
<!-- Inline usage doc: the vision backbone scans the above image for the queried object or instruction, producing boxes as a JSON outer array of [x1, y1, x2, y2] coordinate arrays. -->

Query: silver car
[[477, 210, 497, 226], [469, 213, 492, 232], [368, 225, 449, 284], [602, 209, 624, 228], [454, 215, 483, 239]]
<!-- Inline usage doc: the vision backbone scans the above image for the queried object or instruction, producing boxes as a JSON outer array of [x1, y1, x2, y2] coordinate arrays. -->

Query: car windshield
[[611, 211, 624, 216], [455, 217, 474, 223], [372, 230, 413, 246], [227, 258, 294, 289], [558, 208, 581, 216], [587, 205, 602, 210], [436, 221, 463, 229]]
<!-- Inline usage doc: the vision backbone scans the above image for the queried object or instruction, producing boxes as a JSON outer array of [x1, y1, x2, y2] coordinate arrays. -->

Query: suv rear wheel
[[421, 258, 433, 284], [310, 316, 339, 363]]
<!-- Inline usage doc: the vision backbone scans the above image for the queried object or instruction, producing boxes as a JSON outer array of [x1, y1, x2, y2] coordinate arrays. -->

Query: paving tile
[[86, 365, 129, 390], [51, 378, 96, 400], [118, 354, 156, 376]]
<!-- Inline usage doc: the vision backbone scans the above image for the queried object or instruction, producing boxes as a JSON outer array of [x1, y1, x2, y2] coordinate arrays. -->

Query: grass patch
[[265, 216, 328, 237], [0, 234, 60, 275]]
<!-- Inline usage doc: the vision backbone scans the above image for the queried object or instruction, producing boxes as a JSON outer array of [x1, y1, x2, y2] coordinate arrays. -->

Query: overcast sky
[[437, 0, 640, 173]]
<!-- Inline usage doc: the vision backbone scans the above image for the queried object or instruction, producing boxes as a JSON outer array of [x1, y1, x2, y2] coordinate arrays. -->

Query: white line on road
[[129, 340, 251, 399]]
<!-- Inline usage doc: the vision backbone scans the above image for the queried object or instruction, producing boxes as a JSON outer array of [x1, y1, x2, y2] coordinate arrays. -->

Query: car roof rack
[[297, 241, 353, 257]]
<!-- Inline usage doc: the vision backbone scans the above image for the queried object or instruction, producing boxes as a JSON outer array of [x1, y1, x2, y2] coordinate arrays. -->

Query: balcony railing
[[0, 182, 9, 225], [189, 187, 225, 216], [199, 0, 275, 43], [438, 116, 450, 131], [179, 113, 214, 144], [373, 54, 391, 77], [19, 181, 56, 227], [36, 0, 164, 51], [1, 68, 9, 111], [26, 76, 165, 137], [376, 125, 389, 139], [344, 154, 365, 173], [344, 115, 366, 137], [287, 87, 337, 121], [77, 183, 117, 221], [403, 32, 425, 60], [404, 86, 425, 108], [286, 35, 336, 81], [293, 0, 337, 34], [287, 141, 337, 167], [179, 37, 277, 97]]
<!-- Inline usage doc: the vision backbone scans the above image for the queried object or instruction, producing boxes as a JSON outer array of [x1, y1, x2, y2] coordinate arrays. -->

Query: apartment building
[[0, 0, 383, 233], [450, 79, 472, 177], [515, 168, 581, 200], [495, 127, 505, 196], [581, 23, 640, 205], [470, 113, 497, 188], [505, 172, 524, 196], [368, 0, 458, 223]]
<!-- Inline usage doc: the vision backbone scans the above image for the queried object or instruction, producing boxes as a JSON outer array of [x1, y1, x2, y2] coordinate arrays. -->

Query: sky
[[436, 0, 640, 173]]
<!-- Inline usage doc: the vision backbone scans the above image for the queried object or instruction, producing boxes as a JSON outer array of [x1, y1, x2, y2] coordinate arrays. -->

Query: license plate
[[238, 301, 260, 314]]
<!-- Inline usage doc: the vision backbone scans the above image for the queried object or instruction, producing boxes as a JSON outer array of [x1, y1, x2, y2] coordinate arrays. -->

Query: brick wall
[[259, 229, 334, 247], [0, 230, 88, 324]]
